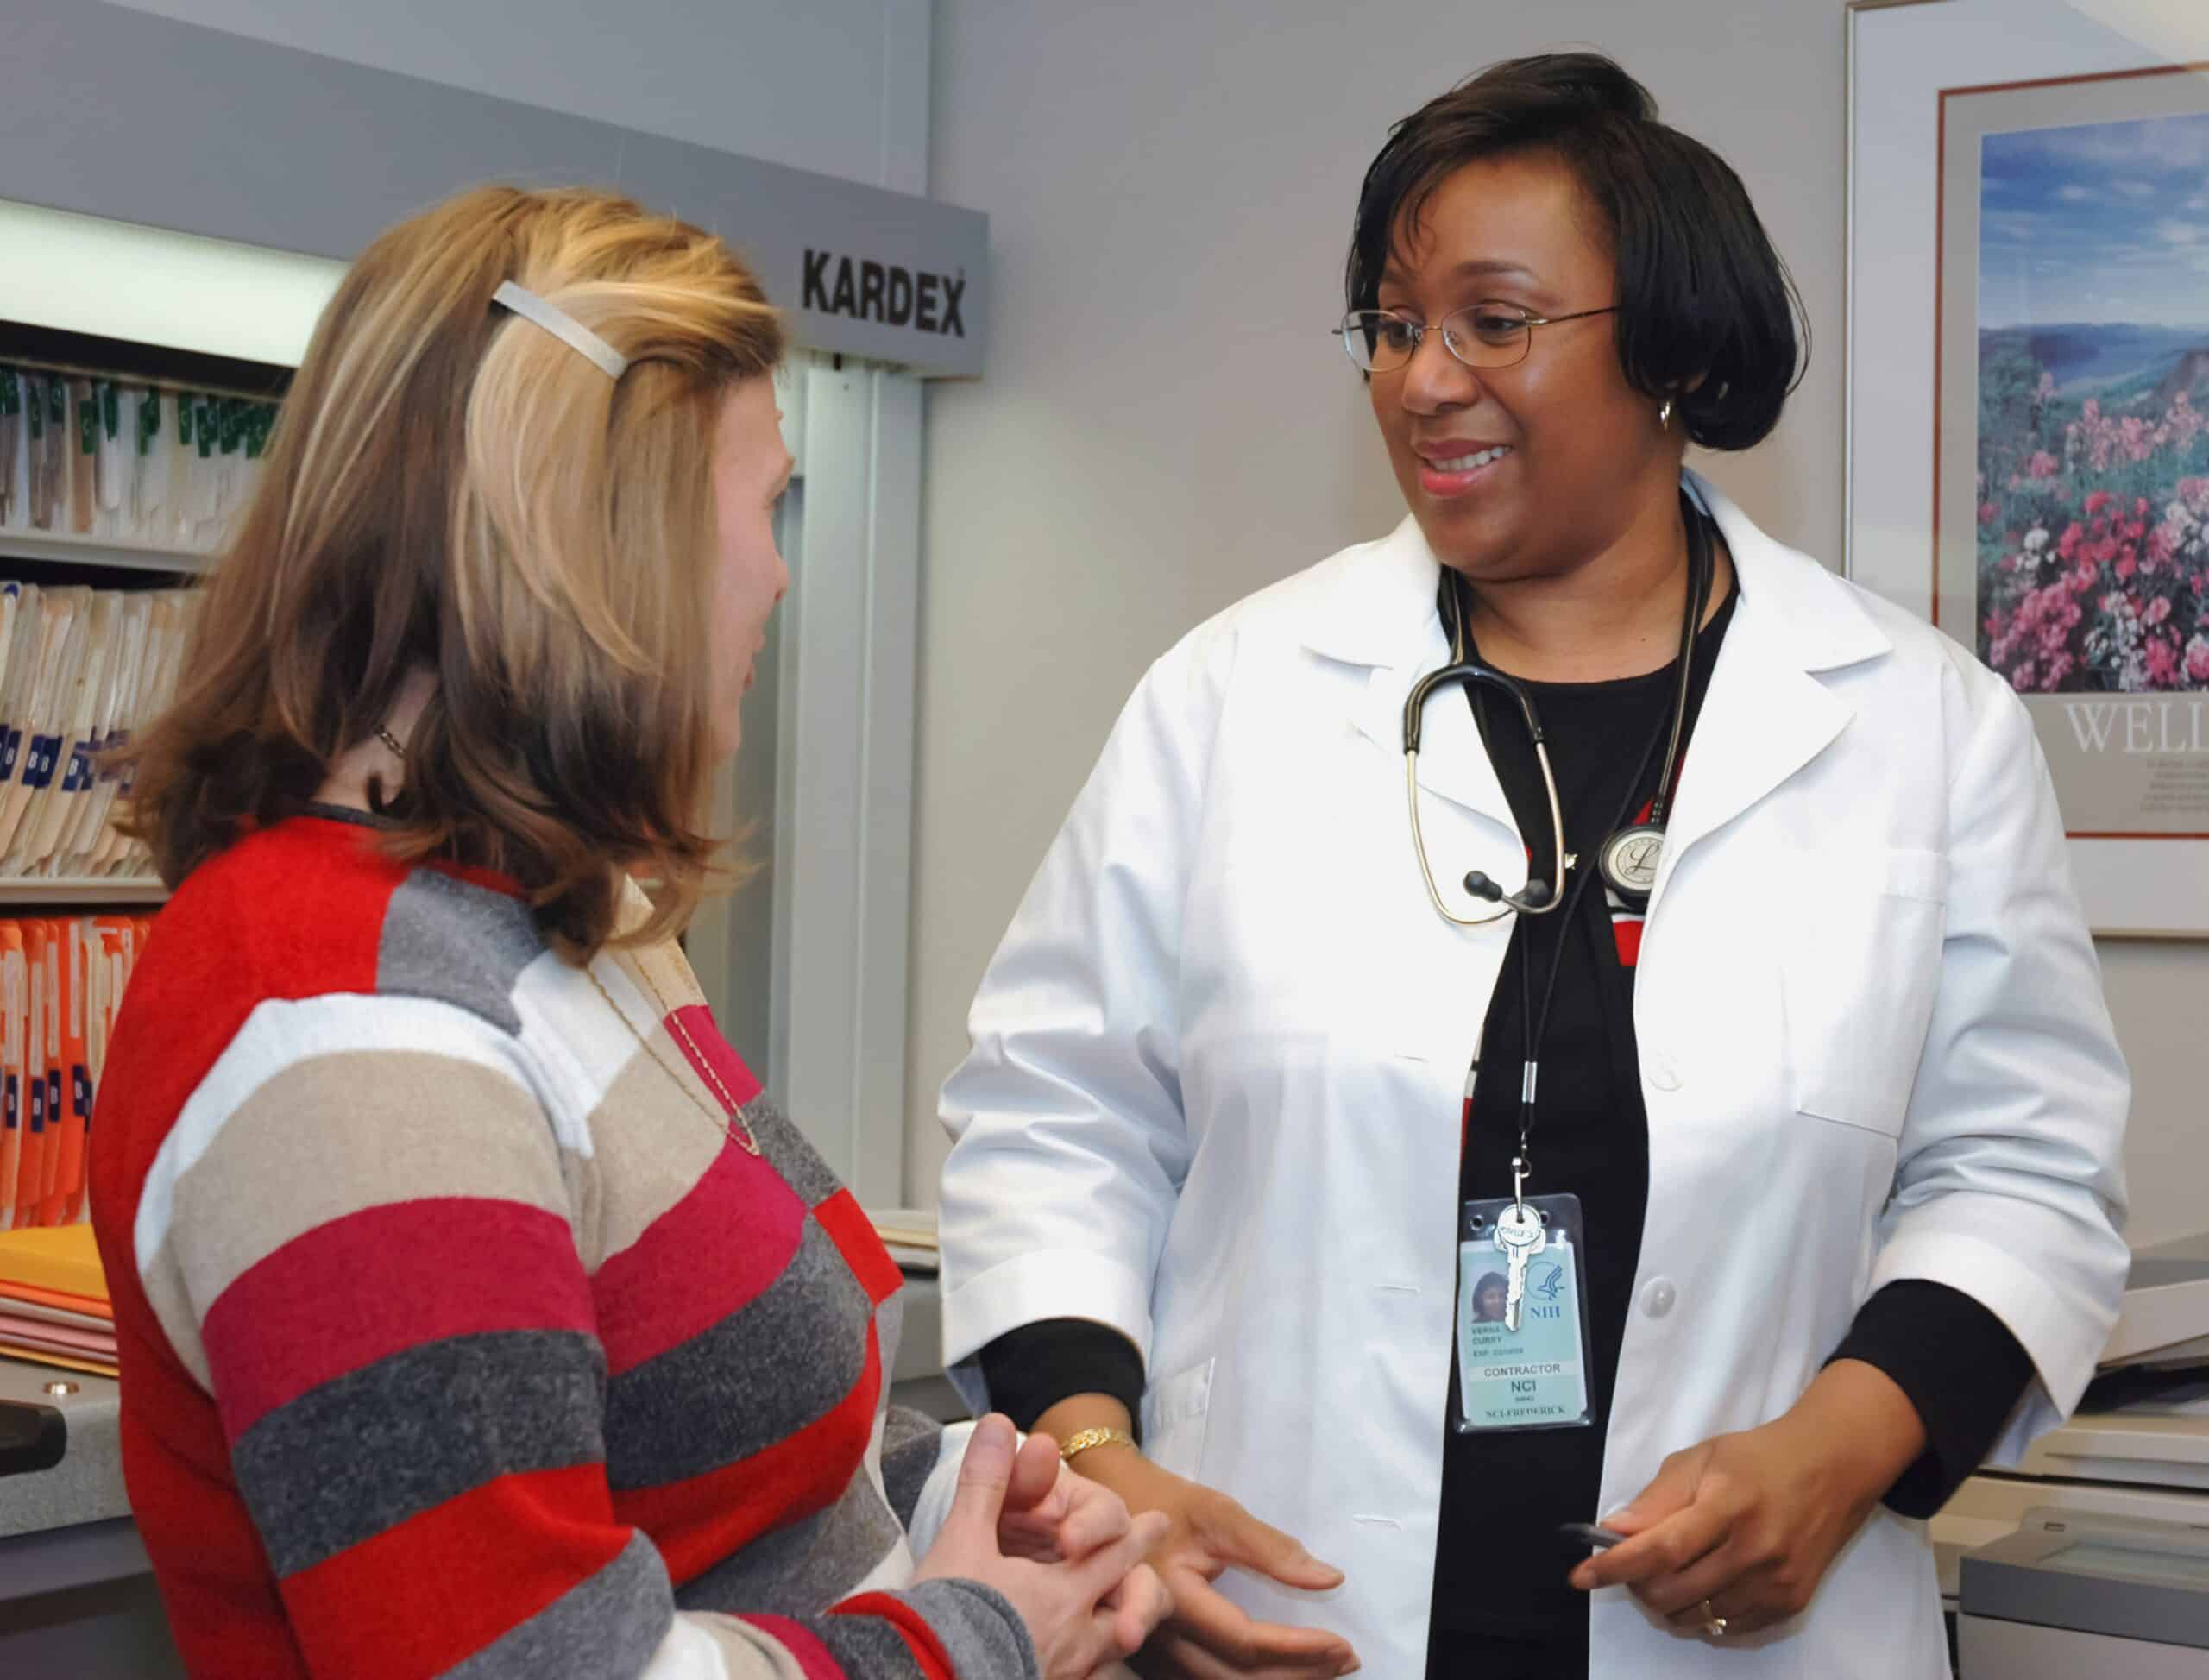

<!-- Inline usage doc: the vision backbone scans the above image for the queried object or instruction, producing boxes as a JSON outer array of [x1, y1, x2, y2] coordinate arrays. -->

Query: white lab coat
[[936, 474, 2130, 1679]]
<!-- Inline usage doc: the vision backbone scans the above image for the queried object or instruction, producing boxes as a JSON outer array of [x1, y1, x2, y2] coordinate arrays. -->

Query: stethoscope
[[1400, 496, 1716, 928]]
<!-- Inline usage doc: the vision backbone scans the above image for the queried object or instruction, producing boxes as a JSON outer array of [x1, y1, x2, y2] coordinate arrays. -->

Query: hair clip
[[491, 280, 629, 381]]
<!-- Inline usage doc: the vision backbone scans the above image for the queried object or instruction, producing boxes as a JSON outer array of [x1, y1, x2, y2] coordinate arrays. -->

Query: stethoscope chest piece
[[1596, 821, 1665, 903]]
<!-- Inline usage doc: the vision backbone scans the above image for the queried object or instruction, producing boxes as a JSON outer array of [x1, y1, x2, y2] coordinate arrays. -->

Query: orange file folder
[[45, 920, 91, 1225], [15, 921, 50, 1230], [0, 924, 22, 1232]]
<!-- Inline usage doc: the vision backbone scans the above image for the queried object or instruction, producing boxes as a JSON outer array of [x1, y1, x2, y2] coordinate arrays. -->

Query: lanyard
[[1500, 694, 1667, 1178], [1455, 510, 1715, 1202]]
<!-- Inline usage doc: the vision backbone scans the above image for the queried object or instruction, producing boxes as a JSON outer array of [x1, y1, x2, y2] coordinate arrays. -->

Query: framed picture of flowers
[[1849, 0, 2209, 934]]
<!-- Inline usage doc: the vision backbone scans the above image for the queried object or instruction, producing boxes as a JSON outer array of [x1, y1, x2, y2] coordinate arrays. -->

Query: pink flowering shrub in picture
[[1973, 107, 2209, 696], [1979, 375, 2209, 694]]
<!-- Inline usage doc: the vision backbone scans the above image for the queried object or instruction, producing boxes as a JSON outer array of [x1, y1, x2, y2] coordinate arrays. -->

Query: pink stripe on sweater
[[591, 1133, 809, 1376], [731, 1614, 846, 1680], [201, 1198, 594, 1440], [664, 1004, 764, 1110]]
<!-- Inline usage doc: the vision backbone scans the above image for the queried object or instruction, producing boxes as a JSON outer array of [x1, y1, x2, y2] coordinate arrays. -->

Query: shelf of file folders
[[0, 581, 203, 905], [0, 355, 235, 904], [0, 354, 238, 904], [0, 361, 272, 569]]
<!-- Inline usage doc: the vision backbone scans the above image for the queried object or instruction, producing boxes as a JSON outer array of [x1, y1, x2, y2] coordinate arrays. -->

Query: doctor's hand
[[1570, 1361, 1929, 1639], [914, 1415, 1174, 1679], [1071, 1447, 1360, 1679]]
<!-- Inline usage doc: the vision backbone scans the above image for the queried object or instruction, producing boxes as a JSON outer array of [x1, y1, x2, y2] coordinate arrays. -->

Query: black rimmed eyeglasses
[[1337, 302, 1620, 374]]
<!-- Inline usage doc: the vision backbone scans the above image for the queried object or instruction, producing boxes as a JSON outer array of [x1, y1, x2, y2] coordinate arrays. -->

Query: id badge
[[1451, 1192, 1595, 1434]]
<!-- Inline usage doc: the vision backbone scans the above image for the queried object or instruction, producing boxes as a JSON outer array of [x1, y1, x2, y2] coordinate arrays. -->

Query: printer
[[1935, 1229, 2209, 1673], [1957, 1508, 2209, 1675]]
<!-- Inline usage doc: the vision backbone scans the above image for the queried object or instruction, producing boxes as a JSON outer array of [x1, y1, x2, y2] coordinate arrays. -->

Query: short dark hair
[[1345, 53, 1805, 452]]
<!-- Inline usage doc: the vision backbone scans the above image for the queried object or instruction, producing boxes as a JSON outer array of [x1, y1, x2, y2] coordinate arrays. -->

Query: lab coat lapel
[[1306, 516, 1520, 840], [1653, 588, 1851, 886], [1655, 474, 1892, 891]]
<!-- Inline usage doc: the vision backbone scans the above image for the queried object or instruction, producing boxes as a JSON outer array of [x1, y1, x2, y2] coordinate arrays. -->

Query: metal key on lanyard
[[1493, 1156, 1546, 1332]]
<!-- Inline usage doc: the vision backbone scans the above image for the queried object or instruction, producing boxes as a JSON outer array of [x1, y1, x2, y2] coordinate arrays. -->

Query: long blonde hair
[[119, 184, 786, 958]]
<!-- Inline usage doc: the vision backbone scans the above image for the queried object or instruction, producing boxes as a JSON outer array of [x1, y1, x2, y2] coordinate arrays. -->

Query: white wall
[[105, 0, 928, 192], [909, 0, 2209, 1246]]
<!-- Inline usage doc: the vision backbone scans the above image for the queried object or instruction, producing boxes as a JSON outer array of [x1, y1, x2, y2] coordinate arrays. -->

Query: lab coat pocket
[[1139, 1357, 1215, 1482], [1782, 848, 1949, 1138]]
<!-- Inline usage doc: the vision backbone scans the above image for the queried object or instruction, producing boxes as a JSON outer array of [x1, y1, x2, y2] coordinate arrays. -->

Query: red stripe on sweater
[[110, 1333, 298, 1678], [666, 1004, 764, 1109], [89, 819, 410, 1679], [242, 818, 413, 997], [280, 1463, 626, 1680], [202, 1199, 594, 1441], [615, 1319, 883, 1583], [812, 1188, 905, 1307], [733, 1614, 849, 1680], [834, 1592, 958, 1680], [592, 1136, 809, 1377]]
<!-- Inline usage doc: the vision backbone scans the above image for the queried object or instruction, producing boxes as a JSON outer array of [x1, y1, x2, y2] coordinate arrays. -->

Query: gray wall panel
[[0, 0, 985, 374]]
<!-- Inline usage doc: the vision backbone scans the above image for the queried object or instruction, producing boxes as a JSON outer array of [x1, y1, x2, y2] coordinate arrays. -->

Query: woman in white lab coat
[[935, 53, 2129, 1680]]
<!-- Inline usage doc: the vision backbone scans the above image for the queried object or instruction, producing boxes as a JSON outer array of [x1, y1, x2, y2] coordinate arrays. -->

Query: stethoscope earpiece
[[1463, 869, 1554, 910]]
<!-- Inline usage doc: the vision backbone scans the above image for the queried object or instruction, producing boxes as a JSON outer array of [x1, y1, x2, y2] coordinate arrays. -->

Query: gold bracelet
[[1058, 1426, 1137, 1464]]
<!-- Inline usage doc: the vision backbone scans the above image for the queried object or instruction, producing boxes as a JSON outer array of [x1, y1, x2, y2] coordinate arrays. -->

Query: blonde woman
[[87, 186, 1167, 1680]]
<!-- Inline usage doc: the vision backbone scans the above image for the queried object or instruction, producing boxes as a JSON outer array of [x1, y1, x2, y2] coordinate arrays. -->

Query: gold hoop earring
[[1658, 397, 1674, 429]]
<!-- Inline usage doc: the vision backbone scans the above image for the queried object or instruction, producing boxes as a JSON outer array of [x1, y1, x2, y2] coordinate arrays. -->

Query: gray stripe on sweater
[[874, 1290, 906, 1393], [743, 1098, 842, 1207], [811, 1610, 928, 1676], [674, 1456, 908, 1616], [444, 1529, 671, 1680], [879, 1406, 945, 1533], [603, 1217, 869, 1490], [868, 1582, 1040, 1680], [236, 1329, 607, 1577], [377, 868, 543, 1034]]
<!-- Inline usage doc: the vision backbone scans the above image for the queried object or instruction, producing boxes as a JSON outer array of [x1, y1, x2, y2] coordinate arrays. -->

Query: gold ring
[[1701, 1600, 1728, 1638]]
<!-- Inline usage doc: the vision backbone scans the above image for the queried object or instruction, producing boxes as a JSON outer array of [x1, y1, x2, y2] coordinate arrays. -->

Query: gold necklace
[[586, 957, 762, 1154]]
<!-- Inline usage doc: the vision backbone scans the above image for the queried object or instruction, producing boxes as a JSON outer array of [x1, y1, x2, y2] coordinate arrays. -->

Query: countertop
[[0, 1360, 125, 1542]]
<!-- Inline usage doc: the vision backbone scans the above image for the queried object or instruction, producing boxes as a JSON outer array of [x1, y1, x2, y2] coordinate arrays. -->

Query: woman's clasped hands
[[914, 1414, 1175, 1678]]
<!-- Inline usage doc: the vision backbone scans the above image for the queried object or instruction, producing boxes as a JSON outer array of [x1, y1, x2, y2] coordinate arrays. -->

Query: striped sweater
[[87, 811, 1033, 1680]]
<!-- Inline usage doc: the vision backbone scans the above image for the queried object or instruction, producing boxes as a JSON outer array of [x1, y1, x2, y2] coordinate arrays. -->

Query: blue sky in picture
[[1979, 110, 2209, 331]]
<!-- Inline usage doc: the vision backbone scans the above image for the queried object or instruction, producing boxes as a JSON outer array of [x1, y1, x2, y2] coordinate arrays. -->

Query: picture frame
[[1847, 0, 2209, 936]]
